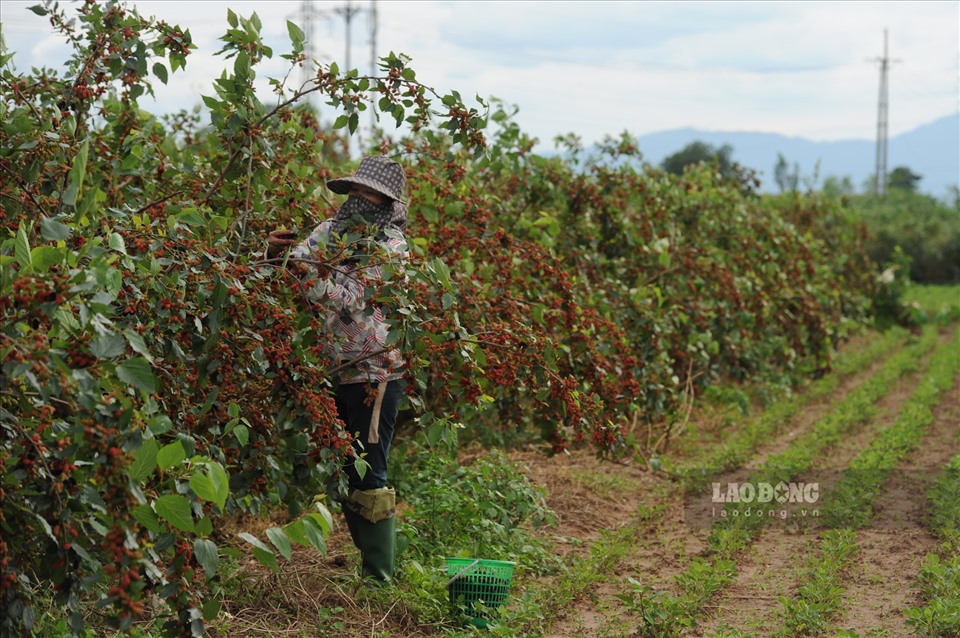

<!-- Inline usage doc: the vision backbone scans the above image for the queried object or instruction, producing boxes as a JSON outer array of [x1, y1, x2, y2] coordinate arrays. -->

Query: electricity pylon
[[872, 29, 900, 197]]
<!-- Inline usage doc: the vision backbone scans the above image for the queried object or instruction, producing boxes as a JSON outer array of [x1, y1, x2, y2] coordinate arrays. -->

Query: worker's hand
[[267, 228, 298, 258]]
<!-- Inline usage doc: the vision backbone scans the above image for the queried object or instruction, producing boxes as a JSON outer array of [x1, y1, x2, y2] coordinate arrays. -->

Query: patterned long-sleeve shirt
[[291, 220, 407, 385]]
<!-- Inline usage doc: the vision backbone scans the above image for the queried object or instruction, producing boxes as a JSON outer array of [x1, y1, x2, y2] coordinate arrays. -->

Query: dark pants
[[335, 380, 404, 491]]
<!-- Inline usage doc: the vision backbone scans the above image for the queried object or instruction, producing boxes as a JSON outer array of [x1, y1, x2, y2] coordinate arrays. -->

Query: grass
[[902, 283, 960, 321]]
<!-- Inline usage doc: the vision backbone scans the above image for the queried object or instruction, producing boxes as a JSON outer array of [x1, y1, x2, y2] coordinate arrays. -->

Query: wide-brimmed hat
[[326, 156, 406, 203]]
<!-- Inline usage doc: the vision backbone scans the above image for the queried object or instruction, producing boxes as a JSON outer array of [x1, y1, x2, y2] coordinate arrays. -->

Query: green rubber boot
[[343, 508, 396, 583], [359, 514, 396, 583], [342, 506, 362, 548], [343, 488, 397, 584]]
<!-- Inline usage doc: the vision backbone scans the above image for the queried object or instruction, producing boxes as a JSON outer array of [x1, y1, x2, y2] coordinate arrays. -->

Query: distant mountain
[[632, 113, 959, 199]]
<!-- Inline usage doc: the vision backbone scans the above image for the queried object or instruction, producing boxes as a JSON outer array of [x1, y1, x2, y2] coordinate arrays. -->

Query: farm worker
[[267, 155, 408, 584]]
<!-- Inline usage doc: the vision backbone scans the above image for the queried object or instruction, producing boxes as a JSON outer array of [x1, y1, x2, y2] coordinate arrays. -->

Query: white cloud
[[2, 0, 956, 148]]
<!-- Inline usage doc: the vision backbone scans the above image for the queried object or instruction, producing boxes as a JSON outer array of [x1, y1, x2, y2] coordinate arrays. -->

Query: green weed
[[904, 445, 960, 638], [617, 581, 696, 638]]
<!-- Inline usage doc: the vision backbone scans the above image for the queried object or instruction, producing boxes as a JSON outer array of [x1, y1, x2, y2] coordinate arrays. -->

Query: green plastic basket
[[445, 557, 516, 627]]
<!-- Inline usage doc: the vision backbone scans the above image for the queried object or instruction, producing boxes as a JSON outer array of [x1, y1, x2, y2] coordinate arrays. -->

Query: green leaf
[[348, 112, 359, 134], [284, 519, 308, 547], [152, 62, 168, 85], [108, 232, 126, 254], [311, 504, 333, 534], [123, 329, 154, 363], [227, 8, 238, 27], [157, 441, 186, 470], [190, 472, 215, 507], [208, 463, 229, 509], [15, 224, 30, 270], [169, 209, 205, 228], [266, 527, 292, 560], [233, 423, 249, 447], [286, 20, 304, 50], [132, 504, 161, 534], [190, 462, 229, 511], [238, 532, 271, 553], [202, 598, 221, 622], [302, 516, 327, 553], [195, 516, 213, 537], [194, 538, 219, 578], [332, 114, 349, 130], [28, 5, 48, 16], [90, 333, 127, 359], [116, 357, 157, 394], [62, 138, 89, 207], [40, 217, 72, 241], [239, 532, 278, 571], [234, 51, 250, 82], [128, 439, 158, 482], [30, 246, 64, 272], [155, 494, 194, 533], [148, 415, 173, 436]]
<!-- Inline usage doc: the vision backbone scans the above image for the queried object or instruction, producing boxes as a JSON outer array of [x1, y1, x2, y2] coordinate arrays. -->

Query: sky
[[2, 1, 958, 152]]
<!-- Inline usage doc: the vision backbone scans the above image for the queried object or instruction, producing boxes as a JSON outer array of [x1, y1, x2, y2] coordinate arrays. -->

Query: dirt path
[[690, 367, 925, 637], [692, 528, 813, 636], [812, 363, 927, 471], [837, 373, 960, 635], [523, 332, 917, 638], [510, 448, 680, 637], [508, 447, 660, 550], [544, 498, 712, 638]]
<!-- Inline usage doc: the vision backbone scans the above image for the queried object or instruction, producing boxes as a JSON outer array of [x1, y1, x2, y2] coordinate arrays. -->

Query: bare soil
[[692, 528, 813, 636]]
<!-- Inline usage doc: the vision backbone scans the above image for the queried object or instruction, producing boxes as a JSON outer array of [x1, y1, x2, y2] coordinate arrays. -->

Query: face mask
[[329, 194, 406, 237]]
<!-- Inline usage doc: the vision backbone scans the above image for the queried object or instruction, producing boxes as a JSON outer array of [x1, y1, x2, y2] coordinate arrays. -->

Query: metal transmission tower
[[294, 1, 327, 104], [288, 2, 377, 153], [369, 1, 378, 136], [332, 1, 378, 153], [333, 1, 364, 75], [369, 1, 378, 75], [872, 29, 899, 197]]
